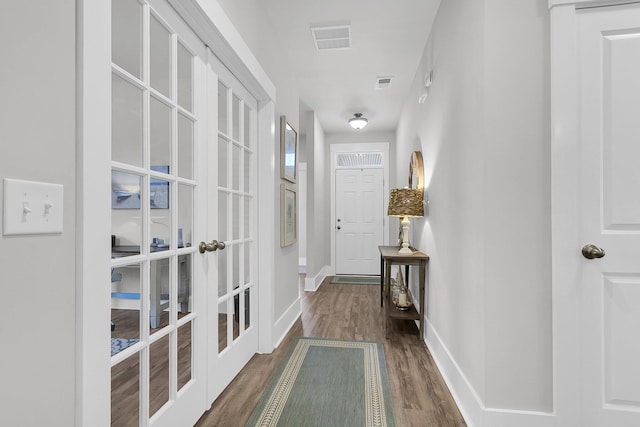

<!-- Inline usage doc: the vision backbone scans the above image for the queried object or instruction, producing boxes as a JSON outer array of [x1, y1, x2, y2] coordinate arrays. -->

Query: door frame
[[549, 1, 639, 425], [76, 1, 276, 425], [329, 142, 390, 276]]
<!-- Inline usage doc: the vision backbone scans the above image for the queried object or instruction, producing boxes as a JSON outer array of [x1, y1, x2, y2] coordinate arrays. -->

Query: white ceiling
[[262, 0, 441, 134]]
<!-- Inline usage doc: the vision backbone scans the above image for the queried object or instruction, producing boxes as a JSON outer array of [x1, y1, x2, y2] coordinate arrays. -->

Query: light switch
[[3, 178, 63, 235]]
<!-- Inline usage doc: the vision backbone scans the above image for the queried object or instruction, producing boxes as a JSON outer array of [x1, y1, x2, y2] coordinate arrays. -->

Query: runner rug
[[329, 276, 380, 285], [246, 337, 396, 427]]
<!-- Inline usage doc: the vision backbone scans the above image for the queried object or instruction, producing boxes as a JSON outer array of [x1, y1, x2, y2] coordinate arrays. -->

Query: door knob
[[582, 244, 605, 259], [199, 240, 226, 254], [337, 226, 341, 230]]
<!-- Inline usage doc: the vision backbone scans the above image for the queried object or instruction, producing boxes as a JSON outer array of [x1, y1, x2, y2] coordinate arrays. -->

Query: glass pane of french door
[[110, 0, 203, 424], [216, 75, 255, 355]]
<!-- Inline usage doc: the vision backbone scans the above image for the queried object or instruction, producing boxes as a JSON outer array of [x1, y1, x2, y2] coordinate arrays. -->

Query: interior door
[[335, 168, 384, 275], [206, 52, 259, 403], [578, 4, 640, 426], [110, 0, 206, 426]]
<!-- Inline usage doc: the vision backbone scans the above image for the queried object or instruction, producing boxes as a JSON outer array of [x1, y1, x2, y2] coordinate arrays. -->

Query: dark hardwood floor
[[196, 275, 466, 427]]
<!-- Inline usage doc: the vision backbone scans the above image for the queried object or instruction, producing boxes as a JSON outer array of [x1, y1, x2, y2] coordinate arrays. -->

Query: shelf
[[388, 304, 420, 321]]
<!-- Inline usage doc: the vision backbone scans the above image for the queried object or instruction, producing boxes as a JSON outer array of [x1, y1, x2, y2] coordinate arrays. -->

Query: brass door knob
[[199, 240, 226, 254], [582, 244, 605, 259]]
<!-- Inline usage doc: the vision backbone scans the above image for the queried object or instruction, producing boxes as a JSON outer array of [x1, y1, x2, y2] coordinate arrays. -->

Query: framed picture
[[280, 115, 297, 183], [112, 166, 169, 209], [280, 183, 297, 247]]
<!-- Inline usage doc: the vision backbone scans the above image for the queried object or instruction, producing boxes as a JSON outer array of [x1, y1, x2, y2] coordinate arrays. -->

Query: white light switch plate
[[3, 178, 63, 235]]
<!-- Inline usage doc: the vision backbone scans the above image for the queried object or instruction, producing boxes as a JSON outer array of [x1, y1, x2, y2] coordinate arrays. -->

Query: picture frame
[[280, 115, 297, 183], [280, 183, 297, 247]]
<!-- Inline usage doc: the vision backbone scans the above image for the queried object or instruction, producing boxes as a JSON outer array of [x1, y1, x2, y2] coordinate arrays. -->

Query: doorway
[[330, 143, 390, 276], [105, 0, 264, 425], [552, 2, 640, 425]]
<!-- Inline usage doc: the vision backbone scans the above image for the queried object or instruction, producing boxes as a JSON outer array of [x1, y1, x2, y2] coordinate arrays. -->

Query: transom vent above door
[[336, 152, 383, 168]]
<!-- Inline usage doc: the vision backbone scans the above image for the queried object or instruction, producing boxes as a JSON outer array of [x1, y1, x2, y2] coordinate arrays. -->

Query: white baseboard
[[304, 265, 330, 292], [272, 297, 301, 349], [424, 320, 555, 427]]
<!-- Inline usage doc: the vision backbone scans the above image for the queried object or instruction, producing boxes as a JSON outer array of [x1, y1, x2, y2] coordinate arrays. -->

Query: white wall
[[395, 0, 552, 417], [216, 0, 301, 328], [0, 1, 76, 424], [304, 111, 330, 281]]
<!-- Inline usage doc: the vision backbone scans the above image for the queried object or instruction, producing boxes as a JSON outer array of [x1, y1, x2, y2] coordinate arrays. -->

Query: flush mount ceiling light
[[348, 113, 368, 130]]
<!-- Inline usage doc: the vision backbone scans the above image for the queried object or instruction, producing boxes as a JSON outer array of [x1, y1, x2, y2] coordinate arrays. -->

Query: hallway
[[196, 276, 466, 426]]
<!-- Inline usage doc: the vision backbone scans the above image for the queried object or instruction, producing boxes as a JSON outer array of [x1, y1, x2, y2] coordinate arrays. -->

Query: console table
[[378, 245, 429, 339]]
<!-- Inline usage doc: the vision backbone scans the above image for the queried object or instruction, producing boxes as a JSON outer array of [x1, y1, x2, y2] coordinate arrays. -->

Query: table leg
[[380, 255, 384, 306], [385, 260, 391, 339], [419, 260, 426, 339]]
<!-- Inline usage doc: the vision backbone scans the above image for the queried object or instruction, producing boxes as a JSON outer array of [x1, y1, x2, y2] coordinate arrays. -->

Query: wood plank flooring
[[196, 275, 466, 427]]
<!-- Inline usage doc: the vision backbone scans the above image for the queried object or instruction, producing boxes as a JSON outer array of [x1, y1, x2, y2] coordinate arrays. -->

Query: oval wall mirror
[[409, 151, 424, 197]]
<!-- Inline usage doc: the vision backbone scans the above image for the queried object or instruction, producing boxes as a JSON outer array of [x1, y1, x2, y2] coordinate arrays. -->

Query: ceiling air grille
[[336, 152, 383, 168], [375, 76, 393, 90], [311, 25, 351, 50]]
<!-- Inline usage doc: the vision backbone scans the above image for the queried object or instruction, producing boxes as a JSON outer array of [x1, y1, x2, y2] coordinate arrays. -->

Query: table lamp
[[387, 188, 424, 255]]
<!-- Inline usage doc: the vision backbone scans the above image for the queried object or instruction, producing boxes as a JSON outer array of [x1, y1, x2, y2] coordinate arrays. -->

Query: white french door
[[335, 168, 384, 275], [110, 0, 207, 425], [205, 52, 259, 403], [577, 4, 640, 426]]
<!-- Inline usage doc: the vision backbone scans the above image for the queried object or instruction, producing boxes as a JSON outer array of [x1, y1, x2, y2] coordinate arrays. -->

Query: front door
[[578, 4, 640, 425], [110, 0, 207, 425], [335, 168, 384, 275], [205, 52, 259, 403]]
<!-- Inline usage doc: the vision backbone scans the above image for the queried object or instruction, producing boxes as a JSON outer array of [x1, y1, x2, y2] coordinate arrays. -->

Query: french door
[[110, 0, 207, 425], [205, 52, 259, 403]]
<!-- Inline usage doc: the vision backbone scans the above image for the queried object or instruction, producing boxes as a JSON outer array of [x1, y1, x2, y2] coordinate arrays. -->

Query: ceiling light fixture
[[348, 113, 368, 130]]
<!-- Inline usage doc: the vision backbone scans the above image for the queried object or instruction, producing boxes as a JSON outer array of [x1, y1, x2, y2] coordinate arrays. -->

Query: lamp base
[[397, 216, 413, 255], [397, 246, 413, 255]]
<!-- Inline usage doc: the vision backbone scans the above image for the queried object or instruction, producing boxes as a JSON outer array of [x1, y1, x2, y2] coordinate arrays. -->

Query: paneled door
[[110, 0, 207, 425], [205, 52, 259, 403], [335, 168, 384, 275], [578, 4, 640, 426]]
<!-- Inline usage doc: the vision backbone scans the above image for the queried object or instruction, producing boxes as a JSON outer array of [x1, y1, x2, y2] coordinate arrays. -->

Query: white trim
[[329, 142, 390, 276], [304, 265, 330, 292], [76, 1, 112, 425], [270, 298, 302, 351], [549, 0, 639, 7], [548, 2, 589, 426], [169, 0, 276, 102], [258, 101, 277, 353], [425, 321, 556, 427]]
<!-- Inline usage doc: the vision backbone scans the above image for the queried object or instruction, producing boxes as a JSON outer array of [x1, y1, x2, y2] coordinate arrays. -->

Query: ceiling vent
[[311, 25, 351, 51], [375, 76, 393, 90]]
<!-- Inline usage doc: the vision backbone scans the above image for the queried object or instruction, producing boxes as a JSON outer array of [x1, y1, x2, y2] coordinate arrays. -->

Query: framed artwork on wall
[[280, 115, 297, 183], [280, 183, 297, 247]]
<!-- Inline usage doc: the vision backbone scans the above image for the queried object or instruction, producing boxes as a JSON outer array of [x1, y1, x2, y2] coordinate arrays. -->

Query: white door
[[335, 168, 384, 275], [206, 53, 259, 403], [110, 0, 207, 425], [578, 4, 640, 426]]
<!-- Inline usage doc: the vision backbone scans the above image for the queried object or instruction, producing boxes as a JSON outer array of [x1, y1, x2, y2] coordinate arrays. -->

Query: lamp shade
[[387, 188, 424, 217]]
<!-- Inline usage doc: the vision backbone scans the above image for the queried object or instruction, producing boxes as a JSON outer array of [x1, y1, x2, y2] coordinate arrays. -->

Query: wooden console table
[[378, 245, 429, 339]]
